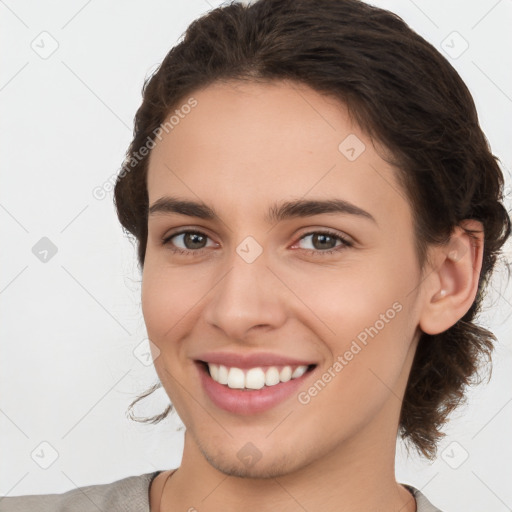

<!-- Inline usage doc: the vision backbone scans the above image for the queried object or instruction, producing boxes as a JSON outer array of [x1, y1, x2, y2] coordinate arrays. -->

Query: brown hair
[[114, 0, 511, 459]]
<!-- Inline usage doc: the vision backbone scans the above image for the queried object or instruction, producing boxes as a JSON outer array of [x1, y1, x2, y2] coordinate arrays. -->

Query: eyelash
[[161, 229, 353, 257]]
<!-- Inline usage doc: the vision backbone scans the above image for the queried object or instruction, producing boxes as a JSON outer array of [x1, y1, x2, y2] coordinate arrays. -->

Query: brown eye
[[296, 230, 351, 254], [163, 230, 215, 253], [307, 233, 338, 250]]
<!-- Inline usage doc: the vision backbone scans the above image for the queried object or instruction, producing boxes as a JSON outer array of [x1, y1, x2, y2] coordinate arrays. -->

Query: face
[[142, 79, 426, 478]]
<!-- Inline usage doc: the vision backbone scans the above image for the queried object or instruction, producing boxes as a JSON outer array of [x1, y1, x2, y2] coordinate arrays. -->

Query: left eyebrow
[[148, 196, 376, 225], [265, 198, 377, 225]]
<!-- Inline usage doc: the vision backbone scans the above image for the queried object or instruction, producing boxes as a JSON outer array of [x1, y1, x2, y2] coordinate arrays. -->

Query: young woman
[[2, 0, 509, 511]]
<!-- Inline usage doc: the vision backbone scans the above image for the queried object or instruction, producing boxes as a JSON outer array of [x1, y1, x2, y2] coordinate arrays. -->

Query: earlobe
[[419, 220, 484, 335]]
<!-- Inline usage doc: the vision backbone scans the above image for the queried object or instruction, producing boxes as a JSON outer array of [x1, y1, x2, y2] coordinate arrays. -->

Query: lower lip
[[196, 362, 316, 415]]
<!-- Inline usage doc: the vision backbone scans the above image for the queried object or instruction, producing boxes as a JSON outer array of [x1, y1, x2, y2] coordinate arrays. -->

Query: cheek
[[141, 263, 188, 339], [289, 262, 417, 438], [140, 263, 204, 417], [288, 248, 418, 370], [141, 268, 166, 338]]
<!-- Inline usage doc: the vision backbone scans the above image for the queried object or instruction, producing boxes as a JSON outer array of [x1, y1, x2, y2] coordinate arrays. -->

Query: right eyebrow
[[148, 197, 217, 220]]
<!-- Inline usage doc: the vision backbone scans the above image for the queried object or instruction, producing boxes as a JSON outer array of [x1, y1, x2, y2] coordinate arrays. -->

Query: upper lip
[[195, 351, 317, 369]]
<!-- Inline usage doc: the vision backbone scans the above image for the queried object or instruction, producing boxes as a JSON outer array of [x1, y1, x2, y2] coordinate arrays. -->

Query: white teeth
[[245, 368, 266, 389], [227, 367, 245, 389], [280, 366, 292, 382], [264, 367, 280, 386], [292, 365, 307, 379], [206, 363, 311, 389], [217, 365, 229, 385], [209, 363, 219, 381]]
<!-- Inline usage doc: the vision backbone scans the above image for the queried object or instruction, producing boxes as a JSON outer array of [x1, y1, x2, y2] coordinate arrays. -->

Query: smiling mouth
[[196, 360, 317, 391]]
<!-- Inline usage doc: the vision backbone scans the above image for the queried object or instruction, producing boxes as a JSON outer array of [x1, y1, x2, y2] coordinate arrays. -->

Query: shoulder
[[0, 471, 160, 512], [403, 484, 445, 512]]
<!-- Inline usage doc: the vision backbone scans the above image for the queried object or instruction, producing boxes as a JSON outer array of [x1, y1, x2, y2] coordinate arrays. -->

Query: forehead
[[146, 79, 410, 228]]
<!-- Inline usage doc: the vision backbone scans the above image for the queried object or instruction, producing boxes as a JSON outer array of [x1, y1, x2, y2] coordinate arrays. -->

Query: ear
[[419, 219, 484, 335]]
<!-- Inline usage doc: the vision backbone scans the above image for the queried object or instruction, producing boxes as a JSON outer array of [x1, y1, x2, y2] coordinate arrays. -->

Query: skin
[[142, 79, 483, 512]]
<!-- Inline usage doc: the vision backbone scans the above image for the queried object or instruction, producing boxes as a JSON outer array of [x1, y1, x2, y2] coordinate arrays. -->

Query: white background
[[1, 1, 511, 510]]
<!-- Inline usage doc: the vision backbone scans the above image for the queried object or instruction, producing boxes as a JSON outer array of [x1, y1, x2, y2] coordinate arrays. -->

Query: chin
[[201, 445, 301, 480]]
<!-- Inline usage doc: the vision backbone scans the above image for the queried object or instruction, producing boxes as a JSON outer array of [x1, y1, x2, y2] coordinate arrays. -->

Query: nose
[[202, 244, 288, 342]]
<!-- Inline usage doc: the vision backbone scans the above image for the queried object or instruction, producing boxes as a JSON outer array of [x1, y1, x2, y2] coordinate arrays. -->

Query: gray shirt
[[0, 471, 443, 511]]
